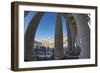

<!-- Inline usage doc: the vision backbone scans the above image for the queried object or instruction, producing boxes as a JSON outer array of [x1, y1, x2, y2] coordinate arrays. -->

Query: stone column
[[63, 14, 72, 54], [55, 14, 64, 59], [73, 14, 90, 58], [64, 14, 77, 54], [24, 12, 44, 61], [63, 14, 81, 57]]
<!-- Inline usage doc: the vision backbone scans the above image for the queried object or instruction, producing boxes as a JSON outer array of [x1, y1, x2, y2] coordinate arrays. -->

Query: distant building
[[41, 37, 54, 48], [33, 37, 67, 49], [33, 41, 41, 48]]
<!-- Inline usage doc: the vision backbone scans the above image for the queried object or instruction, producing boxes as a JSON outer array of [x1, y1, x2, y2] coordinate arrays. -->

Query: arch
[[24, 12, 44, 61]]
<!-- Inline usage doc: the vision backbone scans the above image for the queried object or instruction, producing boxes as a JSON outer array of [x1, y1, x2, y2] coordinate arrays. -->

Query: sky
[[24, 11, 67, 42]]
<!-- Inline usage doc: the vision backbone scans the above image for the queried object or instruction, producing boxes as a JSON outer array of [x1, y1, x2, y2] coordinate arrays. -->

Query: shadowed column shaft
[[67, 15, 76, 48], [64, 14, 77, 53], [63, 14, 72, 53], [55, 15, 64, 59], [24, 12, 44, 61]]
